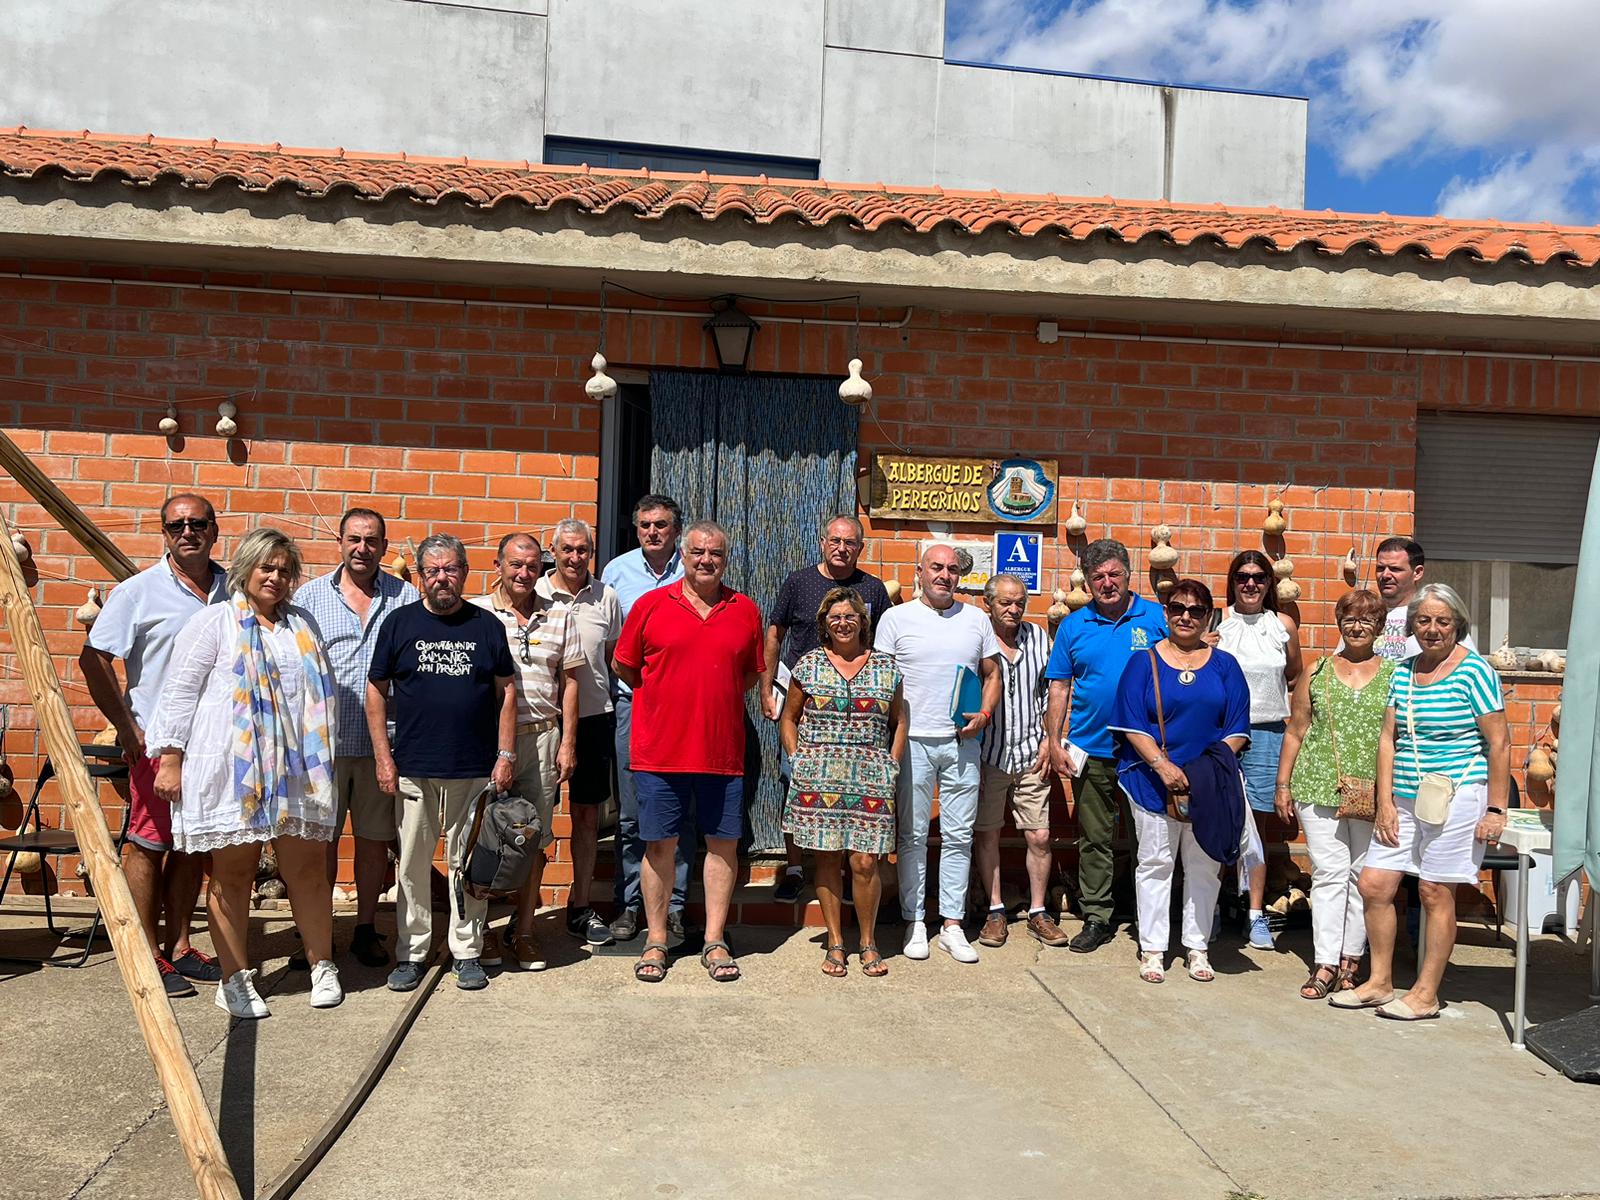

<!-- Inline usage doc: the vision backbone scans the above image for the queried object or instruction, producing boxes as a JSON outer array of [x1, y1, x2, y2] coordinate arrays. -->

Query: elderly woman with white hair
[[1336, 582, 1509, 1021], [150, 527, 341, 1018]]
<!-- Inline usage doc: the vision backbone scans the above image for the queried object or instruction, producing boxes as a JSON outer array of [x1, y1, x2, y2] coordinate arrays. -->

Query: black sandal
[[633, 942, 669, 983], [859, 944, 888, 978], [700, 939, 741, 982], [822, 944, 848, 977], [1300, 964, 1338, 1000]]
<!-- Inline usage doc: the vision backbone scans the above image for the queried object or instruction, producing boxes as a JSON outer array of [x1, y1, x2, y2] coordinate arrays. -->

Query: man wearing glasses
[[369, 534, 516, 993], [600, 494, 687, 942], [473, 532, 583, 971], [1043, 538, 1169, 954], [80, 493, 228, 997], [758, 514, 891, 903], [296, 507, 418, 968]]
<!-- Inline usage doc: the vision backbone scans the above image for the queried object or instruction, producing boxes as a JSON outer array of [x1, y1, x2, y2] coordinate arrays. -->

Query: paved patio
[[4, 900, 1598, 1200]]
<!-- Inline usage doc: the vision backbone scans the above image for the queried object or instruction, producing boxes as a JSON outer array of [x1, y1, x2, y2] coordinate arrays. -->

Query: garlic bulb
[[1527, 747, 1556, 785], [1148, 525, 1178, 570], [1274, 577, 1301, 603], [1341, 547, 1358, 586], [1064, 502, 1087, 538], [75, 586, 102, 627], [1263, 499, 1287, 536]]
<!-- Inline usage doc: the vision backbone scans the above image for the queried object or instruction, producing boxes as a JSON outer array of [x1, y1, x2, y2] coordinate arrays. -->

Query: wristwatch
[[1486, 806, 1505, 815], [496, 749, 517, 763]]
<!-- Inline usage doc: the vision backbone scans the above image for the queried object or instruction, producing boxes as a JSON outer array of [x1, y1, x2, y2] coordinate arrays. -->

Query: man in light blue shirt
[[1044, 539, 1168, 954], [296, 507, 417, 967], [80, 493, 227, 997], [599, 493, 686, 942]]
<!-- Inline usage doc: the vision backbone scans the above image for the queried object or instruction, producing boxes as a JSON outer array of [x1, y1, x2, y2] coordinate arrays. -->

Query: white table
[[1497, 819, 1553, 1051]]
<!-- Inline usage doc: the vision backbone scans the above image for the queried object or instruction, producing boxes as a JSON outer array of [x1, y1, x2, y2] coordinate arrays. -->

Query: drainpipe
[[1160, 86, 1176, 202]]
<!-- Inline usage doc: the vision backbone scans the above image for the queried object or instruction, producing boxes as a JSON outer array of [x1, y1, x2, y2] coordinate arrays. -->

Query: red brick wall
[[0, 260, 1587, 903]]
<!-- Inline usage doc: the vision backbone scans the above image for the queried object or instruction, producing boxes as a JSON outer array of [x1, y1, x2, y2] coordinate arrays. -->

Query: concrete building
[[1, 0, 1306, 206]]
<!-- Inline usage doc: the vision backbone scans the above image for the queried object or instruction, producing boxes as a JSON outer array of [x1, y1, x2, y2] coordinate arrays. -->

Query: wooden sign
[[869, 455, 1058, 525]]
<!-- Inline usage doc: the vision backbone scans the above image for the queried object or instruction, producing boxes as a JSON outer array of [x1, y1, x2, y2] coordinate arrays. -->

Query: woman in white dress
[[150, 528, 341, 1018]]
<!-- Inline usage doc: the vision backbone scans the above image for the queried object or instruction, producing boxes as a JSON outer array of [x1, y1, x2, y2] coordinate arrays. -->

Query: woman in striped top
[[1338, 583, 1509, 1021]]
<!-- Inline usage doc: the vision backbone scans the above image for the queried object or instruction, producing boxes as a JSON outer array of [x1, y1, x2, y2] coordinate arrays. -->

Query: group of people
[[84, 490, 1511, 1023]]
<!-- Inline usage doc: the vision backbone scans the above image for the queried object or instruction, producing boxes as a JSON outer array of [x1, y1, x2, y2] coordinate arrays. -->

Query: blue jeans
[[613, 693, 692, 914], [1240, 721, 1286, 814], [897, 735, 981, 922]]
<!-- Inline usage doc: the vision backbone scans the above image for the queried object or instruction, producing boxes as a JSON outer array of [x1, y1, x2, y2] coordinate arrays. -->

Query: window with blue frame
[[543, 136, 818, 179]]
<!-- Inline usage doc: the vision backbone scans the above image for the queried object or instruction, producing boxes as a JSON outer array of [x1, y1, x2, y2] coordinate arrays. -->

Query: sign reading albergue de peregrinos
[[869, 454, 1057, 525]]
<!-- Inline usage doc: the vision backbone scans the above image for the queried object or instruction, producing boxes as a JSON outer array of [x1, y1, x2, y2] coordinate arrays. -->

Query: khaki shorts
[[512, 723, 561, 851], [975, 763, 1053, 833], [335, 756, 397, 842]]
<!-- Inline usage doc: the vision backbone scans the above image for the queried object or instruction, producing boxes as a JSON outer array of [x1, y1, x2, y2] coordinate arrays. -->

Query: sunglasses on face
[[1166, 602, 1209, 620], [1233, 571, 1267, 585], [163, 517, 213, 535]]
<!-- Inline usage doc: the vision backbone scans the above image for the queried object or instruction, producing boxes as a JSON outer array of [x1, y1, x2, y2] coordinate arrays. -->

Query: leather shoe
[[1068, 917, 1115, 954], [977, 911, 1009, 947], [1026, 911, 1071, 947]]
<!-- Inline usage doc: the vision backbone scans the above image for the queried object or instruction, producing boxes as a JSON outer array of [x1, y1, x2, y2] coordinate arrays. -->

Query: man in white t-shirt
[[1372, 537, 1473, 660], [873, 544, 1001, 964]]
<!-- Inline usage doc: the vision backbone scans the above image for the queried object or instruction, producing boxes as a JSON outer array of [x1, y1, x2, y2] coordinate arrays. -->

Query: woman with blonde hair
[[150, 527, 342, 1018], [780, 586, 906, 977]]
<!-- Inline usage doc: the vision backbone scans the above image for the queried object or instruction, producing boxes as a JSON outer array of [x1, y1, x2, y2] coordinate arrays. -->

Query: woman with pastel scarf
[[150, 528, 341, 1019]]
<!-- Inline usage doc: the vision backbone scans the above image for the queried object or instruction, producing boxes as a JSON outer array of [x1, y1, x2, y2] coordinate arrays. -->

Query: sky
[[944, 0, 1600, 224]]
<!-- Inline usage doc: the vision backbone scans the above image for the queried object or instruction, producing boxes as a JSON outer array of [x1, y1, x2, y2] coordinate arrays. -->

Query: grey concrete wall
[[543, 0, 825, 159], [0, 0, 1306, 205], [0, 0, 547, 160]]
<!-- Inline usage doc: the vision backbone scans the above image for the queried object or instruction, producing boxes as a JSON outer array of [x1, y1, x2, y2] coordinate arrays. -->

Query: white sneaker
[[215, 968, 269, 1019], [309, 959, 344, 1008], [937, 925, 979, 964], [903, 922, 930, 960]]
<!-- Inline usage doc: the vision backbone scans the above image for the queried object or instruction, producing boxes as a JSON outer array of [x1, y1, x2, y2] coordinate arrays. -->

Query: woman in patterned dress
[[780, 586, 907, 977]]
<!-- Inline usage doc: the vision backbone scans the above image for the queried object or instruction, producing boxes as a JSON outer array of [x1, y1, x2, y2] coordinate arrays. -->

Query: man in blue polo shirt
[[1044, 538, 1167, 954]]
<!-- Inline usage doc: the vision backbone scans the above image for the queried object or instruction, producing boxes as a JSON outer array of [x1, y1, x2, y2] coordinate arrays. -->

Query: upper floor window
[[542, 136, 818, 179]]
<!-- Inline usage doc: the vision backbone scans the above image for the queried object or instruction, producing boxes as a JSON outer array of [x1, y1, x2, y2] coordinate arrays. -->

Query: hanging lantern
[[839, 358, 873, 407]]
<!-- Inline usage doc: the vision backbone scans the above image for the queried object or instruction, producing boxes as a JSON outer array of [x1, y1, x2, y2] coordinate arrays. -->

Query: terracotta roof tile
[[2, 127, 1598, 268]]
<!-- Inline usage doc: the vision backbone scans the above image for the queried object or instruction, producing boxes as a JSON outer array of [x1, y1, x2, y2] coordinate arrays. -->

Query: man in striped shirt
[[972, 573, 1067, 947]]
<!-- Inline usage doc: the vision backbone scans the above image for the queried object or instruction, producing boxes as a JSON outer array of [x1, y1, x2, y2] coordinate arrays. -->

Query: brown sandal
[[1334, 955, 1363, 992], [1300, 964, 1339, 1000], [821, 944, 848, 977]]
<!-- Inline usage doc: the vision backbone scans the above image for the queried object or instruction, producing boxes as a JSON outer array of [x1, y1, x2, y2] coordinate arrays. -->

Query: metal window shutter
[[1416, 412, 1598, 563]]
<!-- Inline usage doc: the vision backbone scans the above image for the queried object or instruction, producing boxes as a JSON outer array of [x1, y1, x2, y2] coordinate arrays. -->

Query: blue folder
[[949, 664, 982, 725]]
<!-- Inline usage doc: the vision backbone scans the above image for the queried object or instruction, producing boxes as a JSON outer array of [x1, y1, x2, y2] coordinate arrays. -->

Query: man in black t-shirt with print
[[758, 513, 892, 903], [367, 533, 516, 993]]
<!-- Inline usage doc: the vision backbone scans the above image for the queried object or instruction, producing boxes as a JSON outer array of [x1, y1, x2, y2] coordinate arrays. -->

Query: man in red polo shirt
[[613, 519, 763, 984]]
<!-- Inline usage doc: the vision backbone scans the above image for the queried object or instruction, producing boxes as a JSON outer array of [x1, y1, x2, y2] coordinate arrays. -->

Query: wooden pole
[[0, 515, 241, 1200], [0, 429, 137, 582]]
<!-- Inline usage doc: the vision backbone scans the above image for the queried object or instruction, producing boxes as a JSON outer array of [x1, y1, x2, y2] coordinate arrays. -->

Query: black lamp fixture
[[704, 295, 759, 371]]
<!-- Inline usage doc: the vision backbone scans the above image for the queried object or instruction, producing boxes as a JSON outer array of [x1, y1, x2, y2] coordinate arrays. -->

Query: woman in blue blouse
[[1111, 579, 1251, 984]]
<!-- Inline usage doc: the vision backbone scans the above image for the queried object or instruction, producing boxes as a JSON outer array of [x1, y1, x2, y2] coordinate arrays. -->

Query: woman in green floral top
[[1276, 590, 1394, 1000]]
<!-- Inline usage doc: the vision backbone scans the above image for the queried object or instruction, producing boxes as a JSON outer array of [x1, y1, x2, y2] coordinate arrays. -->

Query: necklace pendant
[[1177, 669, 1196, 685]]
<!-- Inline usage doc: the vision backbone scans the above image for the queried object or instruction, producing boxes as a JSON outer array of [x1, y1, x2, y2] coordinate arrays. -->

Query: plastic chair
[[0, 745, 131, 967]]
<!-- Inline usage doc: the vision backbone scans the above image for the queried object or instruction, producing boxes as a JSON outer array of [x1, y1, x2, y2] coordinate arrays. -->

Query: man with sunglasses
[[759, 513, 892, 904], [473, 532, 583, 971], [81, 493, 228, 997], [297, 507, 418, 968], [369, 533, 516, 993], [601, 494, 688, 942], [1043, 538, 1169, 954]]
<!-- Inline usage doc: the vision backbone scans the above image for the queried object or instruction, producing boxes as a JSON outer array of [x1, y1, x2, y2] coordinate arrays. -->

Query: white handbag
[[1405, 672, 1457, 826]]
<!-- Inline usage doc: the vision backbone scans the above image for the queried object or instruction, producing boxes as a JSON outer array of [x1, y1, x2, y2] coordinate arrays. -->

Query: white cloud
[[946, 0, 1600, 222]]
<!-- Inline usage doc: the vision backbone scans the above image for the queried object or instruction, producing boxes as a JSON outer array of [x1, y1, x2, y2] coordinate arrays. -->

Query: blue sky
[[945, 0, 1600, 224]]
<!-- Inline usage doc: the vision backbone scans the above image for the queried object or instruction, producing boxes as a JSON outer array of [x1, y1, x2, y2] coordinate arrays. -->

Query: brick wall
[[0, 260, 1587, 903]]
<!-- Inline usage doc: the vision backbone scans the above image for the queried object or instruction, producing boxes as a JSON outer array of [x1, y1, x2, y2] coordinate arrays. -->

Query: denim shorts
[[1240, 721, 1285, 814], [635, 771, 745, 842]]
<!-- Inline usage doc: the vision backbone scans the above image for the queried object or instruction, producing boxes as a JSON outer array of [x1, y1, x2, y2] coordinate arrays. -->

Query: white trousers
[[395, 775, 490, 962], [1130, 801, 1222, 953], [1297, 802, 1372, 964]]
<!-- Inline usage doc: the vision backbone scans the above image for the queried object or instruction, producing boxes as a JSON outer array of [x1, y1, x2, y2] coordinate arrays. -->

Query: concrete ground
[[4, 899, 1600, 1200]]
